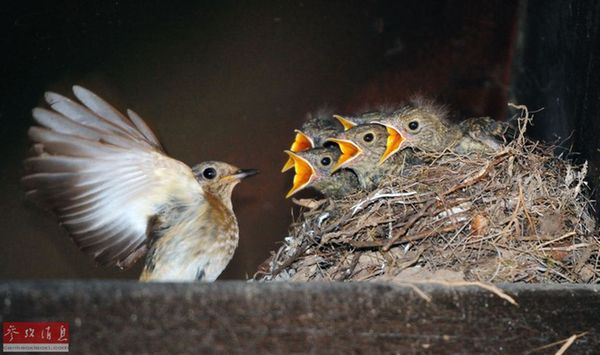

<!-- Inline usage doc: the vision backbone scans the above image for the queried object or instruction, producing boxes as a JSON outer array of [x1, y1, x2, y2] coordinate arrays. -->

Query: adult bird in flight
[[22, 86, 257, 282]]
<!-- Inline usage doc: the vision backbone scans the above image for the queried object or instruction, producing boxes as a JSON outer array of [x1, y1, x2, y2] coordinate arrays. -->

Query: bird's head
[[376, 107, 447, 161], [192, 161, 258, 199], [325, 123, 390, 172], [281, 130, 314, 172], [284, 147, 339, 198]]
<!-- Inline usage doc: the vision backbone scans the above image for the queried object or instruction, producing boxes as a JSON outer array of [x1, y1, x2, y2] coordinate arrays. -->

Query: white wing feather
[[23, 86, 202, 268]]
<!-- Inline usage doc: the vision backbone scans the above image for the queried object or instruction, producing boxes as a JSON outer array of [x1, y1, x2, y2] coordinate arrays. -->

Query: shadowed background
[[1, 1, 521, 279]]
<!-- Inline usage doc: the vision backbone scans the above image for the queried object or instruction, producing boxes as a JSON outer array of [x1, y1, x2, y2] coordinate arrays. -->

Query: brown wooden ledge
[[1, 281, 598, 353]]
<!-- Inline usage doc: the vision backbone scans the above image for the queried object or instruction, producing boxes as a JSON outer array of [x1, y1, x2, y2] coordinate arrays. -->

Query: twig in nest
[[417, 280, 518, 306], [524, 331, 588, 355], [354, 269, 385, 281], [348, 224, 460, 249], [383, 200, 437, 251], [508, 102, 533, 146], [337, 252, 361, 281], [555, 333, 587, 355], [292, 198, 327, 209], [269, 242, 311, 277], [518, 181, 538, 238], [443, 151, 509, 196], [536, 231, 577, 248], [351, 190, 417, 215], [379, 196, 470, 251], [320, 209, 356, 234], [539, 243, 590, 252], [388, 282, 433, 303]]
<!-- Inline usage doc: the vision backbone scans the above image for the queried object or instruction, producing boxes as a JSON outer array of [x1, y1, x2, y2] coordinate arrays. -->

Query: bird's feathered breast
[[140, 190, 239, 281]]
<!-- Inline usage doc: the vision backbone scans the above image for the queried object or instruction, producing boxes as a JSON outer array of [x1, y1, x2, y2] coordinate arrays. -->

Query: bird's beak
[[284, 150, 316, 198], [333, 115, 357, 131], [281, 130, 314, 172], [229, 169, 259, 181], [378, 124, 405, 164], [326, 138, 363, 172]]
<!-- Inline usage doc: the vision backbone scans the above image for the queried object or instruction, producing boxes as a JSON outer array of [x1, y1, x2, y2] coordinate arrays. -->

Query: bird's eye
[[323, 141, 337, 149], [408, 121, 419, 131], [202, 167, 217, 180], [363, 133, 374, 142], [321, 157, 331, 166]]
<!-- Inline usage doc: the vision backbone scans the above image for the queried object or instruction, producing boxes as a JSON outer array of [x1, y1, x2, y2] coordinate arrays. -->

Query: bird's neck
[[314, 170, 359, 198], [358, 172, 378, 190], [352, 154, 382, 189]]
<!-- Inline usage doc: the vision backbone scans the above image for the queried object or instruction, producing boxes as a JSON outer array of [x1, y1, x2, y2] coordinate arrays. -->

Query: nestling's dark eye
[[321, 157, 331, 166], [363, 133, 374, 142], [408, 121, 419, 131], [202, 167, 217, 179], [323, 141, 337, 149]]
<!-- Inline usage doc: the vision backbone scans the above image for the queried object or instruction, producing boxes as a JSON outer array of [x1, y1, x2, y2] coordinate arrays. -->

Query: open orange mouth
[[379, 125, 405, 164], [285, 150, 317, 198], [326, 138, 363, 172], [333, 115, 357, 131], [281, 130, 314, 172]]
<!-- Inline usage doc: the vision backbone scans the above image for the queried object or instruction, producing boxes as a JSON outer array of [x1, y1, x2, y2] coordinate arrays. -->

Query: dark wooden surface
[[511, 0, 600, 211], [1, 281, 598, 354]]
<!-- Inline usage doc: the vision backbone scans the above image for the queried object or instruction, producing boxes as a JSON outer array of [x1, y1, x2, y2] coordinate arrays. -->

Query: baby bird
[[458, 116, 513, 151], [281, 109, 345, 172], [22, 86, 257, 282], [373, 101, 505, 162], [285, 147, 359, 198], [326, 124, 418, 190]]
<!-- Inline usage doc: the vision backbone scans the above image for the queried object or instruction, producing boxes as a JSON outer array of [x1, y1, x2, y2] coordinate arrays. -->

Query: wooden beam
[[1, 282, 598, 353]]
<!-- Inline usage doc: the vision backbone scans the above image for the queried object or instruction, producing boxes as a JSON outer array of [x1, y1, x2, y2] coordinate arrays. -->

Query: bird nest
[[256, 106, 599, 284]]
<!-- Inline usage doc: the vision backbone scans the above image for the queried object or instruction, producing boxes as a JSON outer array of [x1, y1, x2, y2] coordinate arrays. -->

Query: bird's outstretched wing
[[22, 86, 202, 268]]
